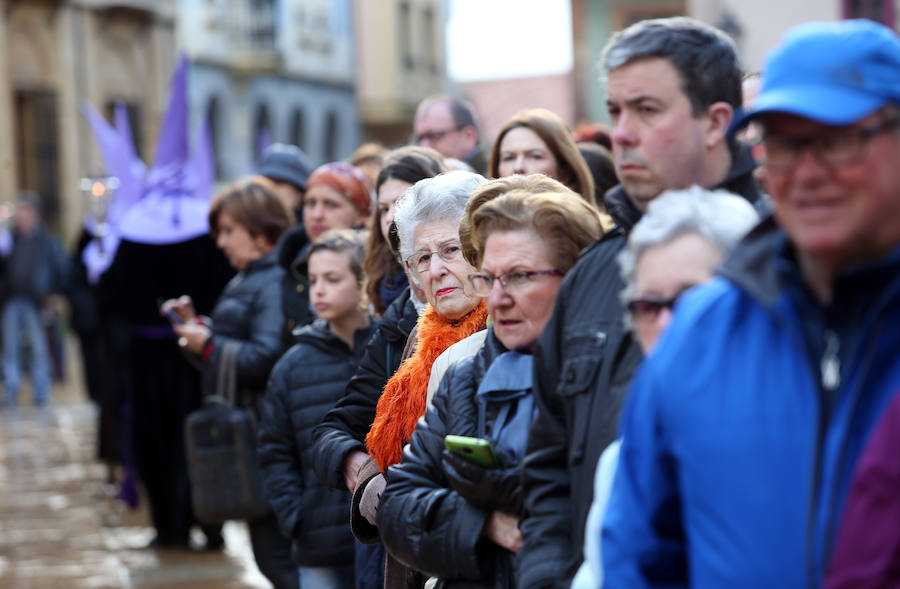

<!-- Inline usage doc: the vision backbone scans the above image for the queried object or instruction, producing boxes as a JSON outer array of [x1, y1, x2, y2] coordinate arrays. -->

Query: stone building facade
[[355, 0, 448, 147], [180, 0, 359, 178], [0, 0, 363, 242], [0, 0, 175, 241]]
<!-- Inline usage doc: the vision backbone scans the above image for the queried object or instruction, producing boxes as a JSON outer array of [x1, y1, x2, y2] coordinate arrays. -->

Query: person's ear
[[703, 102, 734, 149], [460, 125, 478, 148], [254, 234, 272, 254]]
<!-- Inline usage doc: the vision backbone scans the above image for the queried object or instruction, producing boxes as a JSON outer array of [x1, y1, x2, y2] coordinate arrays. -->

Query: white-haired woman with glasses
[[573, 185, 759, 589], [376, 175, 605, 588], [349, 170, 489, 586]]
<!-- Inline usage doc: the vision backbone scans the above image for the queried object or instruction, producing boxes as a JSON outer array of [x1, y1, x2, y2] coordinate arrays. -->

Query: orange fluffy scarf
[[366, 301, 488, 471]]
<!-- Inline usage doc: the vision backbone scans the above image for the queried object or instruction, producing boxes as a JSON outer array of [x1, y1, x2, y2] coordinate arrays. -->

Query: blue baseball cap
[[733, 20, 900, 129]]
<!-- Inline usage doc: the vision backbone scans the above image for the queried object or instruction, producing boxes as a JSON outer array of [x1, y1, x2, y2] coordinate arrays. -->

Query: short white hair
[[618, 185, 759, 303], [393, 170, 487, 261]]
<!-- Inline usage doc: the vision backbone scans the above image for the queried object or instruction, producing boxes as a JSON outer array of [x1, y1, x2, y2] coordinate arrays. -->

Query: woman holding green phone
[[376, 175, 605, 588]]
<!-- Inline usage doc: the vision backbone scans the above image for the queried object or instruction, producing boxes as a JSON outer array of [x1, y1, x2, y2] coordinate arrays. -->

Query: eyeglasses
[[405, 242, 463, 274], [468, 269, 562, 296], [625, 294, 679, 321], [762, 116, 900, 171], [411, 125, 464, 145]]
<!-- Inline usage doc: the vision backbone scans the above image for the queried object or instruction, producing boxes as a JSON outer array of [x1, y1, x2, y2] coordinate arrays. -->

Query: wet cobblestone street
[[0, 375, 272, 588]]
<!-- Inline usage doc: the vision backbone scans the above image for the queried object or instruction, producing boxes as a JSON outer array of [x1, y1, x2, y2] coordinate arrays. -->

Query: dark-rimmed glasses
[[762, 116, 900, 171], [411, 125, 464, 145], [468, 269, 562, 296], [626, 294, 679, 321]]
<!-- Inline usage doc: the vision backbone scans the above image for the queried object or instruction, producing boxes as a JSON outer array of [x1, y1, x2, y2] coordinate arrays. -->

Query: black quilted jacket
[[258, 319, 374, 565]]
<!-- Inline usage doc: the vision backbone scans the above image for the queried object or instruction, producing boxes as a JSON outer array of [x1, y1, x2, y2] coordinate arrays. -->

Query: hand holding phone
[[163, 308, 185, 325], [158, 296, 196, 325], [442, 439, 523, 513], [444, 435, 498, 469]]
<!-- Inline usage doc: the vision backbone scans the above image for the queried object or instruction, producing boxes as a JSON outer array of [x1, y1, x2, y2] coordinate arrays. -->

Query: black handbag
[[184, 340, 269, 524]]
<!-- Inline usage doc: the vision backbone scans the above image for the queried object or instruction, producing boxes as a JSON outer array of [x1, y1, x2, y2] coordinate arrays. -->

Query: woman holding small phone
[[375, 175, 605, 588], [161, 176, 300, 589]]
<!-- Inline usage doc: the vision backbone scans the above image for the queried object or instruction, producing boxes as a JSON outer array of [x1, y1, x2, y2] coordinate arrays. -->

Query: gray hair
[[603, 17, 742, 115], [393, 170, 487, 261], [618, 186, 759, 304]]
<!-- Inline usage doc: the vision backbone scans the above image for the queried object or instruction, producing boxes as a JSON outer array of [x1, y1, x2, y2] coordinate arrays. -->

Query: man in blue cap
[[601, 20, 900, 588]]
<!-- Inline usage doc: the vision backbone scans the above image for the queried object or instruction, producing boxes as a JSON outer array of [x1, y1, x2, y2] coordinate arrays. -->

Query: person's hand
[[343, 450, 370, 492], [358, 472, 385, 526], [160, 295, 197, 324], [173, 322, 211, 354], [441, 449, 523, 513], [483, 511, 522, 553]]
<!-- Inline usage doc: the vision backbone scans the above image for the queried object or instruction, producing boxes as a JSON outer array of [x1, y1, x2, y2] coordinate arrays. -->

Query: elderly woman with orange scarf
[[350, 170, 488, 584]]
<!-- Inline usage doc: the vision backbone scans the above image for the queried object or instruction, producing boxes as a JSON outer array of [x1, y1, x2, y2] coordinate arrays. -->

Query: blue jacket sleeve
[[601, 362, 687, 588]]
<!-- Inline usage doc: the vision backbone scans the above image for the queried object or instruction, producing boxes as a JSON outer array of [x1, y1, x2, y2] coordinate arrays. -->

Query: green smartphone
[[444, 435, 498, 469]]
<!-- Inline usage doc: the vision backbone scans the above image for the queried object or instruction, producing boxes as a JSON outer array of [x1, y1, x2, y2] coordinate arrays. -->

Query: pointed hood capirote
[[366, 302, 488, 472]]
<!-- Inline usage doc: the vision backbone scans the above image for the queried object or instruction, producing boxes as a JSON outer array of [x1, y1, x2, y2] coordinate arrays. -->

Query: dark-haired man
[[518, 17, 762, 587], [1, 195, 68, 408], [603, 19, 900, 587], [412, 94, 486, 173]]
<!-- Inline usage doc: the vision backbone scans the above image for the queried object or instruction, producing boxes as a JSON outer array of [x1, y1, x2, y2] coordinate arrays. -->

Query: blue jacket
[[602, 217, 900, 588]]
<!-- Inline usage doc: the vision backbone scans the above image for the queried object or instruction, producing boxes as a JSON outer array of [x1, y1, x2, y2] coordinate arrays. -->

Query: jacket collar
[[295, 317, 374, 354], [245, 250, 278, 273], [603, 141, 763, 234], [603, 186, 643, 232], [719, 214, 900, 311], [276, 224, 310, 277], [472, 326, 509, 382]]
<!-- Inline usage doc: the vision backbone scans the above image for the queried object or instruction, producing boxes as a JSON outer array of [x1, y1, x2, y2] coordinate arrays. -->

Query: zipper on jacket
[[820, 321, 883, 583], [803, 329, 841, 589], [821, 331, 840, 392]]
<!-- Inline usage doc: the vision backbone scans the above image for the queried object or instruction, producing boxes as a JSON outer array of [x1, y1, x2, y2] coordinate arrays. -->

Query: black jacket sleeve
[[377, 362, 491, 580], [312, 292, 413, 490], [257, 355, 305, 539], [519, 235, 639, 589], [208, 280, 285, 395], [312, 323, 390, 489], [518, 277, 576, 589]]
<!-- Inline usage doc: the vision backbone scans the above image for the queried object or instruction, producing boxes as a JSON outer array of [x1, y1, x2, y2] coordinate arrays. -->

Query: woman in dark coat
[[258, 231, 374, 589], [311, 150, 447, 589], [376, 175, 605, 588], [162, 176, 298, 589]]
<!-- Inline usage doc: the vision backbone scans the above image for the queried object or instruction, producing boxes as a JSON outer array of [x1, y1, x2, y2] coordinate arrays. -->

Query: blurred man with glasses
[[412, 95, 486, 173], [602, 20, 900, 588]]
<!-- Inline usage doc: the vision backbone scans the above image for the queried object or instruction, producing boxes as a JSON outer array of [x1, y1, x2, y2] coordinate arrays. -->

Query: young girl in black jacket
[[258, 230, 373, 589]]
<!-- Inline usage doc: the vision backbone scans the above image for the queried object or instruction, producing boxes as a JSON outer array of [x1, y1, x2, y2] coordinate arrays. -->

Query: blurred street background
[[0, 1, 896, 588], [0, 0, 891, 243], [0, 340, 269, 589]]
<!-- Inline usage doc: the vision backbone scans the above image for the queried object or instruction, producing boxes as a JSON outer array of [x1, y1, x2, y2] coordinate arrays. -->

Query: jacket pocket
[[557, 328, 608, 397], [558, 326, 609, 466]]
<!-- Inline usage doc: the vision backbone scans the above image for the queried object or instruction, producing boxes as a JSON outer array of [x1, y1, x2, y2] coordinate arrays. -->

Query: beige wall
[[688, 0, 839, 73], [1, 1, 174, 243], [462, 74, 577, 149], [355, 0, 447, 144]]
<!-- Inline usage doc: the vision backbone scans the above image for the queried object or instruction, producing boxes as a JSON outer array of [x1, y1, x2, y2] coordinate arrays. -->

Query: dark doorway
[[14, 90, 60, 228]]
